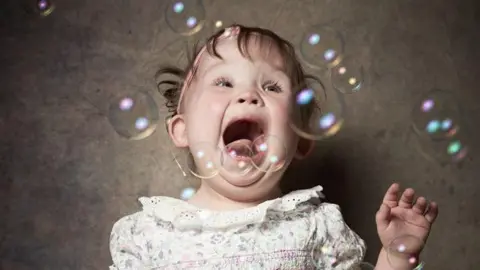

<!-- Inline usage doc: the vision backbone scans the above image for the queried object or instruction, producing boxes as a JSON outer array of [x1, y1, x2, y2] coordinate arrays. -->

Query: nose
[[236, 91, 264, 106]]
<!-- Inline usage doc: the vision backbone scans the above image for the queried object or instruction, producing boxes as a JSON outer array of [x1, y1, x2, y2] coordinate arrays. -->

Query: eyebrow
[[201, 56, 288, 80]]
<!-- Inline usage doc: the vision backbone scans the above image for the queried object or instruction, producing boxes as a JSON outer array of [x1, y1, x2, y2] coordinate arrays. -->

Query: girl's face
[[169, 36, 303, 202]]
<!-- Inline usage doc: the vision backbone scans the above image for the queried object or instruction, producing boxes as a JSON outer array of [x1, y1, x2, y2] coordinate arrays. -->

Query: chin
[[209, 169, 285, 202]]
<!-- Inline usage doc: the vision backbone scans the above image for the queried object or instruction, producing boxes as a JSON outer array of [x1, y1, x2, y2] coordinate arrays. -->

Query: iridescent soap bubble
[[186, 142, 219, 179], [180, 187, 196, 200], [290, 78, 346, 140], [220, 141, 254, 176], [412, 130, 469, 165], [165, 0, 205, 36], [330, 56, 365, 94], [37, 0, 55, 17], [387, 235, 424, 269], [350, 262, 376, 270], [108, 92, 159, 140], [412, 89, 462, 140], [300, 25, 344, 69], [251, 135, 287, 172], [310, 243, 340, 268]]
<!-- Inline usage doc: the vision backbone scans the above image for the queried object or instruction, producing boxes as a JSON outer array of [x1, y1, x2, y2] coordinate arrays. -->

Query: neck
[[188, 182, 282, 211]]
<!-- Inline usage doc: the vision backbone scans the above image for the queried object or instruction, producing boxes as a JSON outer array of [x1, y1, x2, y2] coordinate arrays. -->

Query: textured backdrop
[[1, 0, 479, 269]]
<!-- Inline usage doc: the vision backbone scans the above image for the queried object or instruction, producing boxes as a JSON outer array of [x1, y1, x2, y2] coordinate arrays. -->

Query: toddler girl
[[109, 24, 438, 270]]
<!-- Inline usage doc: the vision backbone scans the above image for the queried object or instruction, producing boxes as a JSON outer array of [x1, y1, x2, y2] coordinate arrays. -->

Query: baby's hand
[[375, 183, 439, 254]]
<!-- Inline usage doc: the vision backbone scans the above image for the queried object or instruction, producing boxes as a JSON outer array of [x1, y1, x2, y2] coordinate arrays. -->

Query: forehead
[[197, 35, 286, 73]]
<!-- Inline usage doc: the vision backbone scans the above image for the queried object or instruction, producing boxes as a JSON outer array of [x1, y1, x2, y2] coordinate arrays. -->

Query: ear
[[167, 114, 188, 147], [294, 137, 314, 160]]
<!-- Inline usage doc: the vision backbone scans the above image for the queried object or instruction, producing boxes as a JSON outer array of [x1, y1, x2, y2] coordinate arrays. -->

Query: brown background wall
[[1, 0, 479, 269]]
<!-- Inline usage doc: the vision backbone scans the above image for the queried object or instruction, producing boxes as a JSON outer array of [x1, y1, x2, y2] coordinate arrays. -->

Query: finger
[[424, 201, 439, 223], [399, 188, 415, 209], [382, 183, 400, 208], [376, 203, 391, 231], [412, 196, 428, 214]]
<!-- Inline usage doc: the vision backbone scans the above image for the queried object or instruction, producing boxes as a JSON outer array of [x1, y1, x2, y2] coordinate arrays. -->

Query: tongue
[[226, 139, 253, 157]]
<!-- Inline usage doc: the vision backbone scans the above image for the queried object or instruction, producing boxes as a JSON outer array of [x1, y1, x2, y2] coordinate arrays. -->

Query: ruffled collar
[[139, 186, 325, 232]]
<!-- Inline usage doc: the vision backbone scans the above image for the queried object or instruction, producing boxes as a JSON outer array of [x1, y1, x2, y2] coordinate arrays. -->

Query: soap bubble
[[165, 0, 205, 36], [330, 56, 365, 94], [349, 262, 376, 270], [186, 142, 220, 179], [412, 89, 462, 140], [37, 0, 55, 16], [108, 92, 159, 140], [187, 18, 237, 47], [387, 235, 424, 269], [206, 18, 236, 35], [251, 135, 287, 172], [412, 129, 469, 165], [220, 141, 255, 176], [180, 187, 196, 200], [290, 77, 346, 140], [310, 243, 340, 268], [300, 25, 344, 69], [213, 20, 227, 30]]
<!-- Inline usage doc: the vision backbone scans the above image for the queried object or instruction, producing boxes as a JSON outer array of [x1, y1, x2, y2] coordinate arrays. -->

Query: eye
[[263, 80, 283, 93], [214, 77, 234, 88]]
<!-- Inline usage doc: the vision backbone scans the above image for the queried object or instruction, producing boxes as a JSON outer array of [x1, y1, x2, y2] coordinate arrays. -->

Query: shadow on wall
[[281, 135, 382, 263]]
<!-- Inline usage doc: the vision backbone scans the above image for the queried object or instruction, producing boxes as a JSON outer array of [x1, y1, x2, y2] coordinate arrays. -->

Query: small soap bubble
[[251, 135, 287, 172], [387, 235, 424, 269], [330, 57, 365, 94], [180, 187, 196, 200], [300, 25, 344, 69], [37, 0, 55, 16], [412, 89, 462, 140], [108, 92, 159, 140], [165, 0, 205, 36], [350, 262, 376, 270], [215, 20, 224, 29], [186, 142, 220, 179], [220, 141, 255, 176], [290, 78, 346, 140], [310, 244, 340, 268], [204, 18, 236, 36]]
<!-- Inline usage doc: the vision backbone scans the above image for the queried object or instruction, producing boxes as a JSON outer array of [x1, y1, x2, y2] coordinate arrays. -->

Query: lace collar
[[139, 186, 325, 231]]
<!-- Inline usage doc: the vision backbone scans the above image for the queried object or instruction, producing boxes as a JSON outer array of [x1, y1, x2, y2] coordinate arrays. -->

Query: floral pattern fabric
[[109, 186, 366, 270]]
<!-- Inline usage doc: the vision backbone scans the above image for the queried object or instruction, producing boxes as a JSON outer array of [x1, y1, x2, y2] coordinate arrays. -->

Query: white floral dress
[[109, 186, 366, 270]]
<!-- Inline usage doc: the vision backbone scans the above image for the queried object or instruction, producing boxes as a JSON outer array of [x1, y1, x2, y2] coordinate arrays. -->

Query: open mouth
[[222, 118, 266, 159]]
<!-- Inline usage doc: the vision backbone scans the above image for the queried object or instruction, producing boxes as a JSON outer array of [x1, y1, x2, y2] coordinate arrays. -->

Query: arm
[[375, 248, 420, 270], [375, 184, 439, 270]]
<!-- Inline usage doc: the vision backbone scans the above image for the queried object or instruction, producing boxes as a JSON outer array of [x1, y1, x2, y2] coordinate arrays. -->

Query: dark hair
[[155, 24, 316, 127]]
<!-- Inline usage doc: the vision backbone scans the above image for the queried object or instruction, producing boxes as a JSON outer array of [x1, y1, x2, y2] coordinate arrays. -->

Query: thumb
[[376, 203, 391, 231]]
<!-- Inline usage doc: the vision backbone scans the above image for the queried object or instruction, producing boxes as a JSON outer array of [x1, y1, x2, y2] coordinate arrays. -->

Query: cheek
[[269, 98, 293, 126], [185, 94, 226, 144], [268, 99, 299, 150], [210, 102, 224, 114]]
